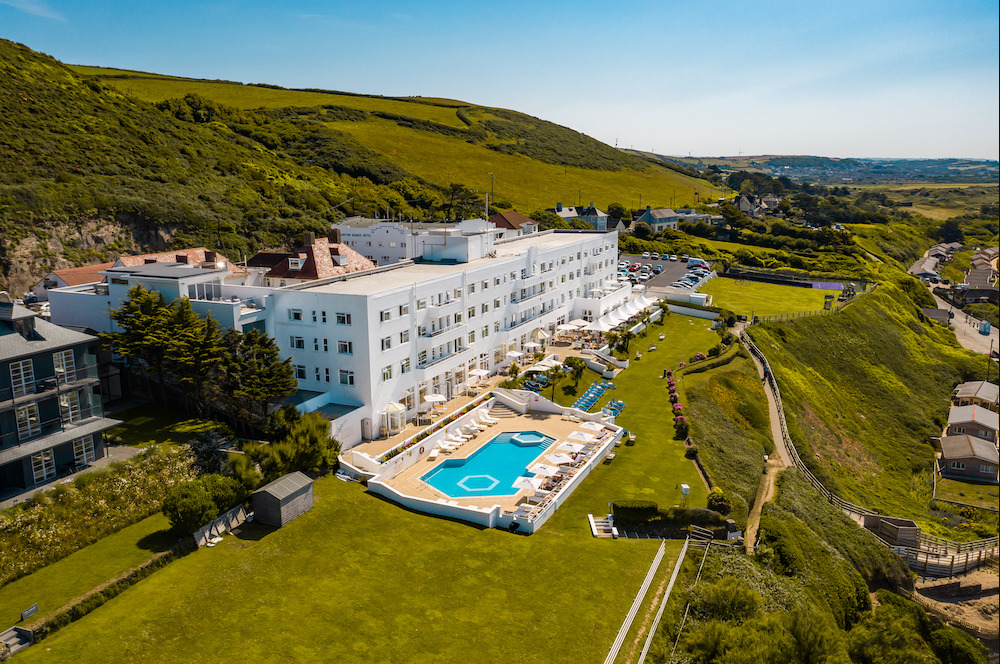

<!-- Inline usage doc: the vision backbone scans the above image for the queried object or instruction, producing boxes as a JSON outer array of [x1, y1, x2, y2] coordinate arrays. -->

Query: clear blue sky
[[3, 0, 998, 159]]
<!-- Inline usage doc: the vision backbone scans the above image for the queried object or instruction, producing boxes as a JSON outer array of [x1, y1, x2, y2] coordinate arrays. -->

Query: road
[[928, 288, 998, 356]]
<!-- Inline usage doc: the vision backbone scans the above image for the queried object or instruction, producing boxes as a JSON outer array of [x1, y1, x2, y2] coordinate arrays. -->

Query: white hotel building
[[48, 229, 631, 448]]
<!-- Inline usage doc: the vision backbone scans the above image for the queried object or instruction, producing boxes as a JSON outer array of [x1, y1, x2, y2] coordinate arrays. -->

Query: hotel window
[[400, 330, 409, 343], [418, 351, 427, 365], [482, 326, 489, 338], [494, 322, 500, 333], [339, 370, 354, 385], [59, 392, 82, 423], [337, 340, 353, 354], [468, 307, 475, 319], [312, 311, 318, 322], [336, 312, 352, 325], [315, 366, 321, 381], [381, 337, 392, 351], [401, 357, 411, 374], [294, 365, 307, 380], [481, 303, 488, 314], [321, 311, 327, 323], [382, 365, 393, 381], [455, 312, 462, 323], [10, 358, 34, 397], [494, 299, 500, 309], [31, 449, 55, 484], [290, 336, 305, 349], [417, 299, 427, 310], [468, 283, 475, 294], [482, 280, 488, 290], [16, 403, 41, 440], [380, 309, 391, 322], [494, 277, 500, 286], [73, 435, 96, 465], [53, 349, 75, 384], [468, 331, 476, 344], [399, 304, 409, 316], [323, 339, 329, 352], [324, 368, 331, 383], [289, 309, 303, 321]]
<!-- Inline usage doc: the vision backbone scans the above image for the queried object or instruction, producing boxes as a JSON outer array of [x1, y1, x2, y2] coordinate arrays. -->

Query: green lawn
[[105, 403, 226, 448], [20, 478, 680, 664], [935, 477, 1000, 511], [699, 279, 843, 317], [0, 513, 173, 625]]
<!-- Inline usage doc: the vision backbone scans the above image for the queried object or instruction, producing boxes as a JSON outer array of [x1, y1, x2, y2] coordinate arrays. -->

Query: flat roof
[[301, 231, 607, 297], [104, 263, 229, 280]]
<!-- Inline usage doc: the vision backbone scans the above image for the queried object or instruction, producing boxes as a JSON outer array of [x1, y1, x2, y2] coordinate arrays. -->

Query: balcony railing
[[0, 363, 100, 407], [505, 308, 553, 331], [512, 289, 546, 304], [0, 405, 105, 448], [418, 346, 471, 370], [420, 321, 465, 338]]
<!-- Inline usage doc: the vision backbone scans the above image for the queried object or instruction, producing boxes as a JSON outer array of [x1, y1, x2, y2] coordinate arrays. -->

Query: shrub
[[707, 487, 733, 515], [675, 418, 690, 439], [162, 482, 217, 534], [685, 445, 699, 459], [228, 454, 263, 493], [611, 500, 658, 524], [690, 578, 762, 624], [200, 474, 245, 512]]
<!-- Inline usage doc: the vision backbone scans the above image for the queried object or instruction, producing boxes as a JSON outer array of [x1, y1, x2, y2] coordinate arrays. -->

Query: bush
[[611, 500, 658, 524], [200, 474, 245, 513], [690, 578, 762, 624], [162, 482, 217, 534], [707, 487, 733, 515], [685, 444, 699, 459], [228, 454, 264, 493]]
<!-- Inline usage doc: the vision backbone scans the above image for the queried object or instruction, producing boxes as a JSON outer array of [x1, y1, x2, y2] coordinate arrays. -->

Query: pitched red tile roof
[[50, 262, 115, 286], [489, 210, 537, 231], [250, 239, 375, 281]]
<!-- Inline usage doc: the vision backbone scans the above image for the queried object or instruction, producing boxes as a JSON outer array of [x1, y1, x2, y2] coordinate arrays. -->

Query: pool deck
[[381, 410, 615, 514]]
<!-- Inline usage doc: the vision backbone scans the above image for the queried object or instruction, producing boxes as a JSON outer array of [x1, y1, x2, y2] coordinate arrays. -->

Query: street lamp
[[488, 172, 495, 209]]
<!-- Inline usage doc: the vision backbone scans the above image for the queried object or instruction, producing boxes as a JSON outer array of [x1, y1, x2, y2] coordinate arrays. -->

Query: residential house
[[488, 211, 539, 238], [548, 203, 608, 231], [32, 263, 114, 302], [632, 207, 678, 233], [907, 256, 939, 279], [1, 295, 120, 494], [939, 434, 999, 484], [953, 381, 999, 413], [947, 405, 999, 444]]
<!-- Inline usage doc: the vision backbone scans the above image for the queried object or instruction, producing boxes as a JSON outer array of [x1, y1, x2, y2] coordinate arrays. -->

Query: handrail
[[741, 330, 999, 565]]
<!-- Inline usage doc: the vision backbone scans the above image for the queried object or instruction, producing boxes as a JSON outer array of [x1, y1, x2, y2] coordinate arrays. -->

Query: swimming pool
[[421, 431, 555, 498]]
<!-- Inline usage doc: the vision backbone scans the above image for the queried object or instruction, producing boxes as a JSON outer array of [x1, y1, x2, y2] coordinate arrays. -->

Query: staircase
[[1, 626, 34, 656], [489, 403, 520, 419], [589, 514, 618, 539]]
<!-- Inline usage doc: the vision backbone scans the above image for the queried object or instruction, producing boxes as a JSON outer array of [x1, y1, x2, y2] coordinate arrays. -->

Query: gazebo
[[381, 402, 406, 437]]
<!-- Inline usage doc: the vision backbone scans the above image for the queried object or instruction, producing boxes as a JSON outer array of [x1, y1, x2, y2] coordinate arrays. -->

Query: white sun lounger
[[428, 449, 441, 460], [462, 425, 480, 437], [479, 411, 499, 424]]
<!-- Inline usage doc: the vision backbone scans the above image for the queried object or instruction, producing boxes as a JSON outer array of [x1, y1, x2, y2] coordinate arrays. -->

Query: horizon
[[2, 0, 998, 161]]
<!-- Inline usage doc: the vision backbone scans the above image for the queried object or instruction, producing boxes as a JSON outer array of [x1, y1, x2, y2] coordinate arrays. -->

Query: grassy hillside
[[746, 276, 989, 536]]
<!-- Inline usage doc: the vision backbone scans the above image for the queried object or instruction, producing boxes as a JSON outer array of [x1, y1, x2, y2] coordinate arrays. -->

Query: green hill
[[0, 40, 719, 294]]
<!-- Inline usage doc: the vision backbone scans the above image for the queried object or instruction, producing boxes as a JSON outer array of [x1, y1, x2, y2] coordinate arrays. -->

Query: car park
[[653, 265, 663, 273], [669, 255, 678, 261]]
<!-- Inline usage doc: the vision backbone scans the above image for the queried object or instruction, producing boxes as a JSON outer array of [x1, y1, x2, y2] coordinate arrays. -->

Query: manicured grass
[[105, 403, 226, 448], [698, 278, 842, 317], [0, 513, 173, 625], [19, 478, 680, 664], [935, 477, 1000, 511], [331, 117, 718, 212]]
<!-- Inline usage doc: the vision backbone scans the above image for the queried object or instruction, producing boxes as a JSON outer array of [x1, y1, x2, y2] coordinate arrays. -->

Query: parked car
[[680, 254, 689, 262], [641, 251, 651, 258], [653, 265, 663, 273], [669, 255, 678, 261], [651, 252, 660, 260]]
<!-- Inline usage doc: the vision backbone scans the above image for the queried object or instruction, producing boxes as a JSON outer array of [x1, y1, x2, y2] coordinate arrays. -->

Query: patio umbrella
[[424, 394, 446, 404], [568, 319, 589, 327], [529, 463, 560, 476], [568, 431, 596, 443], [469, 369, 489, 377], [546, 452, 574, 465], [524, 342, 541, 350], [580, 420, 604, 431], [506, 350, 524, 359], [584, 318, 613, 332], [558, 442, 586, 453], [511, 475, 545, 491], [556, 324, 578, 332]]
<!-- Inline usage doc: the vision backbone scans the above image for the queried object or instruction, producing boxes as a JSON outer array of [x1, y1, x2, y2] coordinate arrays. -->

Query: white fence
[[194, 505, 249, 547]]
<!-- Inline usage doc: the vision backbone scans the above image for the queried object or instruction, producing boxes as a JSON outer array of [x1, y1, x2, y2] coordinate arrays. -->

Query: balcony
[[0, 363, 100, 412], [420, 321, 465, 338], [0, 402, 106, 449], [512, 289, 547, 305], [505, 307, 554, 331], [427, 298, 461, 314], [418, 346, 472, 371]]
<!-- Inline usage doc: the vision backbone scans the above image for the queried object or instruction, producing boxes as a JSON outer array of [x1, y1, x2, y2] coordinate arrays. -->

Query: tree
[[545, 365, 563, 401], [199, 474, 245, 513], [707, 487, 733, 515], [508, 363, 520, 379], [632, 221, 652, 240], [167, 299, 224, 416], [162, 482, 217, 534], [565, 357, 586, 386], [606, 202, 627, 220], [937, 218, 964, 243], [441, 183, 480, 220], [219, 328, 296, 434], [618, 329, 636, 353], [246, 411, 340, 481], [604, 330, 620, 353], [103, 285, 174, 402]]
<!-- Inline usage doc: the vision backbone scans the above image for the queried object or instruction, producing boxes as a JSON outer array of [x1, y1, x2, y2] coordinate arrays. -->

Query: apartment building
[[0, 296, 120, 493]]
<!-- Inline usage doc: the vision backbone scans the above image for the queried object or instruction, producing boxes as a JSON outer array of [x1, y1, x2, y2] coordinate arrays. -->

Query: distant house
[[907, 256, 939, 279], [611, 218, 632, 234], [488, 211, 538, 238], [947, 405, 999, 443], [632, 207, 678, 233], [920, 308, 951, 325], [247, 232, 375, 287], [965, 267, 997, 290], [939, 434, 999, 484], [32, 263, 114, 302], [548, 203, 608, 231], [953, 381, 999, 413], [1, 296, 121, 493]]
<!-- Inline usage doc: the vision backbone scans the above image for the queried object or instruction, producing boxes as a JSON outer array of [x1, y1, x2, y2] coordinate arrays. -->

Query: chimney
[[647, 205, 651, 212], [327, 228, 341, 244], [556, 203, 563, 212], [303, 231, 316, 246]]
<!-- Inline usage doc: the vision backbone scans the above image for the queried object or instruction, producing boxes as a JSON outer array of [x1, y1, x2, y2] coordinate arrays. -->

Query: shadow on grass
[[364, 489, 490, 531], [232, 522, 277, 542], [136, 529, 178, 553]]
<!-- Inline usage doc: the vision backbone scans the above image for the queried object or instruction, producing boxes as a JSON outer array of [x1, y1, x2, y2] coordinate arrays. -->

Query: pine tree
[[219, 328, 296, 433], [103, 285, 174, 402], [167, 299, 224, 416]]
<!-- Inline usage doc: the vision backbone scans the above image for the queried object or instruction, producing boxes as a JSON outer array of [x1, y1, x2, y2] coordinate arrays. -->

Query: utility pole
[[489, 172, 495, 209]]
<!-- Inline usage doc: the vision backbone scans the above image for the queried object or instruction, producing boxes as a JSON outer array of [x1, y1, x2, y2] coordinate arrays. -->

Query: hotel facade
[[48, 229, 630, 449]]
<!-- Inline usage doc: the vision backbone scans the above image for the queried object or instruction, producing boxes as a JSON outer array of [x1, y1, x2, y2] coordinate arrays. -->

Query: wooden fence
[[741, 332, 999, 576]]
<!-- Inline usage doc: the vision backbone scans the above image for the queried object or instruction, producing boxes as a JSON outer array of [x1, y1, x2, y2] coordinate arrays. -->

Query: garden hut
[[252, 472, 314, 527]]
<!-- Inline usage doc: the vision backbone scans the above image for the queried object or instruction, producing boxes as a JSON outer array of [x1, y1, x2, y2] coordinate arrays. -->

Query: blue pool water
[[421, 431, 555, 498]]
